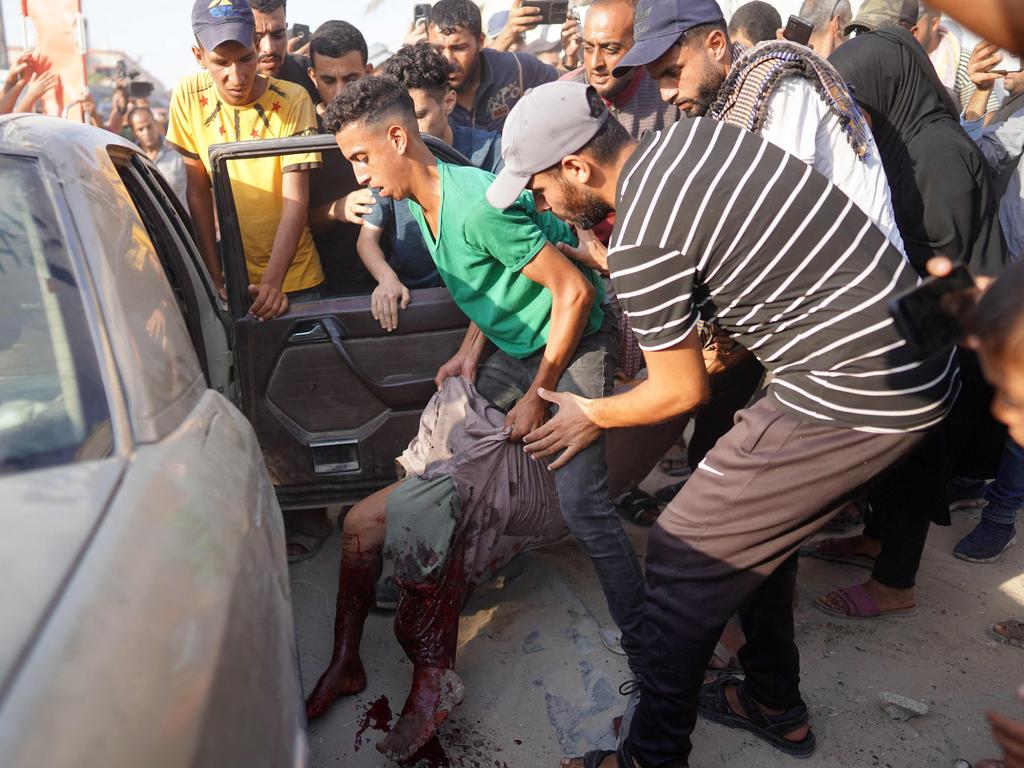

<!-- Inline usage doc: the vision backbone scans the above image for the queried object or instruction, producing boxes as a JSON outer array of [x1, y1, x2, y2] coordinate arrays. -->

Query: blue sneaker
[[954, 520, 1017, 563]]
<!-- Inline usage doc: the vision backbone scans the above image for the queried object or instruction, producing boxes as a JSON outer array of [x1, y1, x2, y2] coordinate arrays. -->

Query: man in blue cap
[[167, 0, 322, 319], [610, 0, 902, 251]]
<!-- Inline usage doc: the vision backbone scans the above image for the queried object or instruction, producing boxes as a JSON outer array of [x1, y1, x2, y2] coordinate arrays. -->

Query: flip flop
[[698, 674, 816, 759], [813, 584, 916, 620], [800, 537, 876, 570], [988, 619, 1024, 649]]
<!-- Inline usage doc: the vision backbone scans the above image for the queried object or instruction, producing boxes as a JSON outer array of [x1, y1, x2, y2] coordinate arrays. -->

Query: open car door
[[209, 134, 471, 509]]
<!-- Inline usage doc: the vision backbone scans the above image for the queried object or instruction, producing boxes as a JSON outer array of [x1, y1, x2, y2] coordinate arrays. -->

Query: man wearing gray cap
[[490, 81, 957, 768]]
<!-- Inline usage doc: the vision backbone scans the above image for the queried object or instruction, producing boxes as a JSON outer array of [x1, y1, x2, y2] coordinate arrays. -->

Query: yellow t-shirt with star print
[[167, 71, 324, 293]]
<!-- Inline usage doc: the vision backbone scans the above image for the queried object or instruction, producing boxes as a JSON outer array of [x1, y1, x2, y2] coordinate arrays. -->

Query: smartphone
[[889, 265, 976, 357], [129, 80, 154, 99], [994, 51, 1023, 75], [289, 23, 311, 47], [783, 15, 814, 46], [414, 3, 433, 24], [531, 1, 570, 25]]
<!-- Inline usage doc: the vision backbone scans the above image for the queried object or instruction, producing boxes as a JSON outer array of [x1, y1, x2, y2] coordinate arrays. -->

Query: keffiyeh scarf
[[710, 40, 871, 161]]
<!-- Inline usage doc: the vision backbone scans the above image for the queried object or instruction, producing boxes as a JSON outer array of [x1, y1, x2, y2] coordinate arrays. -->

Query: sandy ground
[[290, 467, 1024, 768]]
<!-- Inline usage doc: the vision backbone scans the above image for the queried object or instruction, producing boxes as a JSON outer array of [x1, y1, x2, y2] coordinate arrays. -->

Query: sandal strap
[[1003, 620, 1024, 641], [717, 676, 810, 737]]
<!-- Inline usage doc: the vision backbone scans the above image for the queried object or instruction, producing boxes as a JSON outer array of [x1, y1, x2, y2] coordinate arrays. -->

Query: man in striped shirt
[[487, 82, 958, 767]]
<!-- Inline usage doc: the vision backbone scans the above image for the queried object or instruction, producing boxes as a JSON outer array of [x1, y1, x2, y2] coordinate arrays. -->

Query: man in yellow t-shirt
[[167, 0, 323, 319]]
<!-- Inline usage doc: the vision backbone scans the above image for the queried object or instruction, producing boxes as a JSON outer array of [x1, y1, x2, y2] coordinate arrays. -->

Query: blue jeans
[[984, 438, 1024, 526], [475, 318, 645, 673]]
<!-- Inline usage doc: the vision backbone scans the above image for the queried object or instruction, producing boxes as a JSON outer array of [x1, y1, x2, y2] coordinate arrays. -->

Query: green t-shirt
[[407, 162, 605, 360]]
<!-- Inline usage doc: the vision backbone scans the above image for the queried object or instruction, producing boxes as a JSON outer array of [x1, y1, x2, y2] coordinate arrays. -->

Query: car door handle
[[288, 321, 329, 343]]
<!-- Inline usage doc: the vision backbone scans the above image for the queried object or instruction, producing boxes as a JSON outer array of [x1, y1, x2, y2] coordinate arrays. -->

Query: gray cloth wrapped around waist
[[384, 377, 565, 585]]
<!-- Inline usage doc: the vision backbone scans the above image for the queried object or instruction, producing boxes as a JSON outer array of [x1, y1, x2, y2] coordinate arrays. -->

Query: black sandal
[[698, 675, 816, 758], [614, 489, 661, 527]]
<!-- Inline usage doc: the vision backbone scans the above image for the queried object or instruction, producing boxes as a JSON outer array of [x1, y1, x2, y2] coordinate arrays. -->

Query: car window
[[0, 154, 112, 476], [116, 159, 210, 378]]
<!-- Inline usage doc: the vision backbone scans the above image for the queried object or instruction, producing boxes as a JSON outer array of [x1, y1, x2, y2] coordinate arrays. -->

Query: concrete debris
[[879, 691, 930, 721]]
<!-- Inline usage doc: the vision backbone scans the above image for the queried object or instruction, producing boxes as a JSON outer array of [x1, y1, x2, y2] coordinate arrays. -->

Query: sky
[[1, 0, 430, 89], [0, 0, 923, 93]]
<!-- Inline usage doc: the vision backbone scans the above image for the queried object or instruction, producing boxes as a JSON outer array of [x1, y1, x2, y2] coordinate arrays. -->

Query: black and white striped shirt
[[610, 118, 959, 433]]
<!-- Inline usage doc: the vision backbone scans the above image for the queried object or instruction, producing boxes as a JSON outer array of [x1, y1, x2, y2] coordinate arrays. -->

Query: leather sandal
[[698, 674, 816, 758]]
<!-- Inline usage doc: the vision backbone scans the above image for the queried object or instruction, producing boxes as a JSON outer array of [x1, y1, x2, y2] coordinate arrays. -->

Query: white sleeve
[[758, 78, 826, 167]]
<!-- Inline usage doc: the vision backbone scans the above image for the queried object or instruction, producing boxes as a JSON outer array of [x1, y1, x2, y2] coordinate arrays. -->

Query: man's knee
[[342, 498, 385, 539]]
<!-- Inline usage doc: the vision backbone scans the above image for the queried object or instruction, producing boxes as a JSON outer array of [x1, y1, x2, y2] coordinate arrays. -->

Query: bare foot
[[722, 681, 810, 744], [305, 657, 367, 720], [376, 667, 465, 761], [817, 579, 915, 615]]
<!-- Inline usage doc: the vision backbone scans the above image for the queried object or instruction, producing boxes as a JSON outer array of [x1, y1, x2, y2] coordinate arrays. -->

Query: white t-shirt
[[759, 77, 906, 253]]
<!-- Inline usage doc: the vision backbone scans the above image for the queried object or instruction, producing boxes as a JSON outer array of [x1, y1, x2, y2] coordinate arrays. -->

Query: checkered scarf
[[710, 41, 871, 161]]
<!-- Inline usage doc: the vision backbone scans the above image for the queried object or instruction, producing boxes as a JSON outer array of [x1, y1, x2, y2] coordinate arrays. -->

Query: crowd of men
[[7, 0, 1024, 765]]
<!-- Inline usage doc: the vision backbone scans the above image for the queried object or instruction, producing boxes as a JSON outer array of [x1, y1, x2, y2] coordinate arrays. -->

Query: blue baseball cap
[[192, 0, 255, 51], [611, 0, 726, 78]]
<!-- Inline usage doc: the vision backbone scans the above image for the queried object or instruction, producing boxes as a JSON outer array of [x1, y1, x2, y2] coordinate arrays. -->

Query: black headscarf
[[830, 27, 1007, 277]]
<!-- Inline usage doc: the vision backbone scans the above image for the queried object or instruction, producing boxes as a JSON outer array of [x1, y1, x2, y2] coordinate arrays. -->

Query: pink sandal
[[813, 584, 916, 620]]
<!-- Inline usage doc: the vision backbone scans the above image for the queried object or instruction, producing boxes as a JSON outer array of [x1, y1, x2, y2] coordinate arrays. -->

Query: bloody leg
[[376, 529, 474, 761], [305, 484, 395, 720]]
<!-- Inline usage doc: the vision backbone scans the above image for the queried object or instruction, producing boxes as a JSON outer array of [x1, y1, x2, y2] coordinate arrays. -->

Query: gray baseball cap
[[487, 82, 610, 210]]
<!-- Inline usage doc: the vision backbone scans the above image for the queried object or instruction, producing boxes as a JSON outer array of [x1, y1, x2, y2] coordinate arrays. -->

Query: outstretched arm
[[524, 329, 710, 470]]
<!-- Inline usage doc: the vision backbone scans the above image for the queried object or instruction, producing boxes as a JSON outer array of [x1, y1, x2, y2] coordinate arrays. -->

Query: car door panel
[[234, 290, 467, 502], [212, 136, 473, 508]]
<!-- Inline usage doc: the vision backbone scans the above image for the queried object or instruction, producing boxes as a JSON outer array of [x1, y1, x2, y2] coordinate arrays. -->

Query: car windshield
[[0, 154, 111, 476]]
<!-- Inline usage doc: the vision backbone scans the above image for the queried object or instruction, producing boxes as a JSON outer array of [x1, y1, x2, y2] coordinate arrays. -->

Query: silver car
[[0, 115, 306, 767]]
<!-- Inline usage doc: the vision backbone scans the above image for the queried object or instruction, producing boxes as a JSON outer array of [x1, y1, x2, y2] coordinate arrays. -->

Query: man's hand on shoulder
[[334, 188, 376, 225], [557, 229, 609, 274]]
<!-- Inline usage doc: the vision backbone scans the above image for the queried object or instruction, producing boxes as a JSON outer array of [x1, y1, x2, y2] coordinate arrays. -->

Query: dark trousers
[[626, 397, 925, 767], [865, 350, 1005, 589]]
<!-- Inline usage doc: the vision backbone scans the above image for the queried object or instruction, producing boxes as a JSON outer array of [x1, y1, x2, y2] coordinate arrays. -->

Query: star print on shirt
[[271, 101, 281, 113], [250, 128, 260, 139], [218, 125, 227, 136], [199, 96, 209, 107]]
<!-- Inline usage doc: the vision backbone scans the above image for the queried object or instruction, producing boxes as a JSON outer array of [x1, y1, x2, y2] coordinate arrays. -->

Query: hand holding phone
[[889, 265, 977, 357], [783, 15, 813, 46], [414, 3, 432, 24], [288, 23, 311, 49], [531, 1, 570, 25], [993, 50, 1023, 75]]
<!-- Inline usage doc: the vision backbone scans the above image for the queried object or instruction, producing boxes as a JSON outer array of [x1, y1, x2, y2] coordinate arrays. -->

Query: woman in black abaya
[[806, 27, 1008, 621]]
